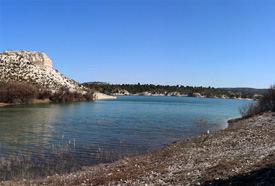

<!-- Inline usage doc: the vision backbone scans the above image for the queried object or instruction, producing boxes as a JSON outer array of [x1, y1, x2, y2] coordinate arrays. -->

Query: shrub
[[50, 86, 73, 102], [38, 88, 53, 99], [0, 80, 38, 103], [50, 87, 94, 102], [239, 84, 275, 117], [258, 84, 275, 112], [84, 89, 94, 101], [239, 102, 261, 118], [73, 91, 83, 101], [0, 80, 94, 104]]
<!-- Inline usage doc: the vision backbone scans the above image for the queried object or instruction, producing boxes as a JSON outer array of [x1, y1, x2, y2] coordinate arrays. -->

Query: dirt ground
[[1, 113, 274, 186]]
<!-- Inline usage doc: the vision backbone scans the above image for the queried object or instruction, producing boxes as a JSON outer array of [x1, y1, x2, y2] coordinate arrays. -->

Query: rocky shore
[[1, 113, 274, 186], [112, 90, 259, 100]]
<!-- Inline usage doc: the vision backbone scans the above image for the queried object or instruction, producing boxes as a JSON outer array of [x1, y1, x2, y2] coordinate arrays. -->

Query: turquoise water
[[0, 96, 252, 178]]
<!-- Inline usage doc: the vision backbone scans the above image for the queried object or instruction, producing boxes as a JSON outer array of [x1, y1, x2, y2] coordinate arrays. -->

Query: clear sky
[[0, 0, 274, 88]]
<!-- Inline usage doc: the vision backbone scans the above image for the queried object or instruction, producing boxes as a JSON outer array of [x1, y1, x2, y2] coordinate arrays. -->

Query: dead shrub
[[50, 87, 94, 102], [84, 89, 94, 101], [259, 84, 275, 112], [50, 86, 73, 102], [0, 80, 94, 103], [239, 84, 275, 117], [0, 80, 38, 103], [73, 91, 83, 101], [239, 102, 261, 118], [38, 88, 53, 99]]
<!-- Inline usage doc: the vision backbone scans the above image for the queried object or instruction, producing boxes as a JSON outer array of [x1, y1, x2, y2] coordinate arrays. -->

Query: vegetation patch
[[83, 83, 259, 99], [239, 84, 275, 117], [0, 80, 38, 103], [0, 80, 94, 104]]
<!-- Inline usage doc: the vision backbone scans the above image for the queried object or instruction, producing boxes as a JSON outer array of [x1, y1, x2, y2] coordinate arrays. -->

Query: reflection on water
[[0, 104, 61, 156], [0, 96, 252, 180]]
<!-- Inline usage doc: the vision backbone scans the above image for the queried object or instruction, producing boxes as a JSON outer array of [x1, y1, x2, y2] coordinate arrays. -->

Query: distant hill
[[83, 81, 109, 85], [83, 83, 262, 99], [219, 88, 268, 95]]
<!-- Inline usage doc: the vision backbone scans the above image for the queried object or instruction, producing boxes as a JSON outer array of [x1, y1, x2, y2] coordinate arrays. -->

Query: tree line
[[83, 83, 255, 99]]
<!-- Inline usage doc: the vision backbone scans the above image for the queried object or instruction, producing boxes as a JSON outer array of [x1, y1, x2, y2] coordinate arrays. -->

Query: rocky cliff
[[2, 50, 53, 69], [0, 50, 85, 92]]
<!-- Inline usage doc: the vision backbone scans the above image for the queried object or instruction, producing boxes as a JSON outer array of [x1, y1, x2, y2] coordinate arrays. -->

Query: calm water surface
[[0, 96, 252, 179]]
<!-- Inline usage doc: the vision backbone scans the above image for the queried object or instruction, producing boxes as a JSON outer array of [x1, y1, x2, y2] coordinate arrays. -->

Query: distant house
[[84, 81, 109, 85]]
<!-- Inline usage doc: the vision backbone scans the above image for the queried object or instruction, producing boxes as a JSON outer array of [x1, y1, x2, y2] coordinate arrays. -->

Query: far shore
[[0, 91, 254, 108], [94, 92, 117, 100], [2, 112, 274, 185], [111, 93, 255, 101]]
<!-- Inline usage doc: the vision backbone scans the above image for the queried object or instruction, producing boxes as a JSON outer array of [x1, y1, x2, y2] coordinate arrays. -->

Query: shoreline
[[0, 93, 251, 108], [2, 112, 274, 185], [111, 93, 255, 101], [0, 99, 52, 107], [0, 93, 117, 107], [94, 92, 118, 100]]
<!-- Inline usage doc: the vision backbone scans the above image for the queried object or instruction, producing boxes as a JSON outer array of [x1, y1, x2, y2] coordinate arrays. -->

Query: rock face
[[112, 89, 130, 95], [2, 50, 52, 69], [0, 50, 85, 92]]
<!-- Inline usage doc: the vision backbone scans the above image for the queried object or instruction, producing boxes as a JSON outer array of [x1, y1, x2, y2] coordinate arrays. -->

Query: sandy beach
[[1, 112, 274, 186]]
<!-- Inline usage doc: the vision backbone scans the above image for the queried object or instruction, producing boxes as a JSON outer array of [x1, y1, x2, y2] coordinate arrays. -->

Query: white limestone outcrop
[[0, 50, 84, 92], [112, 89, 130, 95], [94, 92, 118, 100], [2, 50, 52, 69]]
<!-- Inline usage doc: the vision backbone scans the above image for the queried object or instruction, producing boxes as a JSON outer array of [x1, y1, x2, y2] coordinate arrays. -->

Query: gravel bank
[[1, 113, 274, 186]]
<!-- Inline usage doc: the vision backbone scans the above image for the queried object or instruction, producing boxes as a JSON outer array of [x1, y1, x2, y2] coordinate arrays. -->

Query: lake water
[[0, 96, 252, 179]]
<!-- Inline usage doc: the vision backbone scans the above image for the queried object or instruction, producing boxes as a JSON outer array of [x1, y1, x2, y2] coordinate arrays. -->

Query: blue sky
[[0, 0, 274, 88]]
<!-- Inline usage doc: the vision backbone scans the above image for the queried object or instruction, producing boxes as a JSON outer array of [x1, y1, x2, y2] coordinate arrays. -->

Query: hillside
[[83, 83, 261, 99], [0, 50, 86, 92], [219, 87, 268, 95]]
